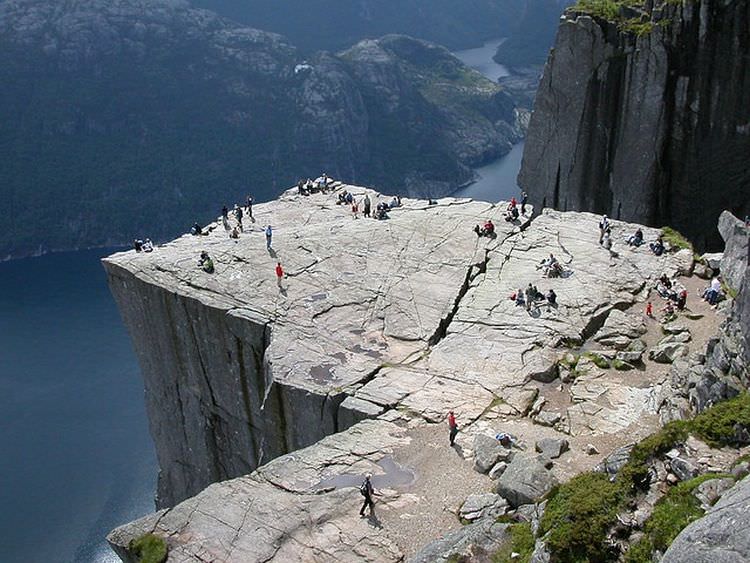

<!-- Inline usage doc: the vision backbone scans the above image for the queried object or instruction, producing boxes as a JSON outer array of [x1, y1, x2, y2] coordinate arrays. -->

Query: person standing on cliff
[[598, 215, 610, 244], [448, 410, 458, 446], [359, 474, 376, 517], [246, 196, 254, 222], [265, 225, 273, 249], [235, 204, 244, 232], [363, 194, 371, 218], [275, 262, 284, 288], [520, 191, 528, 216]]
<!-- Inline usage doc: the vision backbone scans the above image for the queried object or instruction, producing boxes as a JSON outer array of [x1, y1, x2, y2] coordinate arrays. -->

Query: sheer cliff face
[[519, 0, 750, 250]]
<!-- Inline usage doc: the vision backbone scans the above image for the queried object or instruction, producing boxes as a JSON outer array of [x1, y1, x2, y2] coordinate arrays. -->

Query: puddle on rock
[[307, 292, 328, 302], [332, 352, 348, 364], [309, 364, 337, 384], [313, 456, 415, 492]]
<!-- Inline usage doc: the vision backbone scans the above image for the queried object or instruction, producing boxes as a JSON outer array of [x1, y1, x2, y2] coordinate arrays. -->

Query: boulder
[[693, 478, 734, 510], [595, 444, 635, 478], [593, 309, 647, 350], [489, 461, 508, 480], [459, 493, 508, 521], [663, 476, 750, 563], [649, 339, 689, 364], [474, 434, 513, 474], [702, 252, 723, 271], [663, 322, 690, 335], [535, 438, 569, 459], [670, 457, 700, 482], [585, 444, 600, 455], [409, 517, 510, 563], [533, 411, 561, 427], [718, 211, 748, 292], [496, 455, 558, 508]]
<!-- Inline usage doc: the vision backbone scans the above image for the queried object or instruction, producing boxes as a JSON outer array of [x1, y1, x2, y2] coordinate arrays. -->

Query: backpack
[[359, 479, 369, 497]]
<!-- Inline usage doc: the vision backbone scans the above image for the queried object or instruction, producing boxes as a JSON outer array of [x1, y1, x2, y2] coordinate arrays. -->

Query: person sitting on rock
[[546, 289, 557, 306], [504, 204, 519, 222], [337, 190, 348, 205], [142, 238, 154, 252], [390, 196, 401, 208], [539, 254, 562, 278], [703, 276, 723, 305], [627, 228, 644, 246], [650, 235, 665, 256], [297, 179, 307, 196], [345, 192, 354, 205], [198, 251, 214, 273], [133, 239, 144, 252], [483, 219, 495, 237], [661, 300, 676, 322], [513, 288, 525, 307], [230, 226, 240, 239], [190, 222, 204, 236], [306, 178, 315, 193]]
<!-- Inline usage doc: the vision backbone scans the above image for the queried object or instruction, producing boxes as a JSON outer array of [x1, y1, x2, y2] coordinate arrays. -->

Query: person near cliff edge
[[265, 225, 273, 249], [359, 474, 376, 517], [520, 191, 528, 215], [598, 215, 610, 245], [246, 196, 254, 221], [235, 204, 244, 231], [448, 410, 458, 446]]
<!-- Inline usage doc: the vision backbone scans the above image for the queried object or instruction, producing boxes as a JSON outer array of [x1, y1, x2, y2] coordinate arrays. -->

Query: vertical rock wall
[[520, 0, 750, 250], [104, 261, 345, 508]]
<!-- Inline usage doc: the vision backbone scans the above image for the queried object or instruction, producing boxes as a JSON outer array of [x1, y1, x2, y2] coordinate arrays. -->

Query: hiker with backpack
[[359, 474, 376, 517]]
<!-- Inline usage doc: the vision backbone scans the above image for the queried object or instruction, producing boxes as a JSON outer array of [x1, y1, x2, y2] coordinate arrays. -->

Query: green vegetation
[[541, 472, 623, 562], [612, 358, 632, 370], [129, 534, 167, 563], [492, 523, 535, 563], [721, 280, 739, 299], [661, 227, 694, 252], [538, 394, 750, 562], [625, 474, 732, 561], [573, 0, 671, 36], [584, 351, 611, 369]]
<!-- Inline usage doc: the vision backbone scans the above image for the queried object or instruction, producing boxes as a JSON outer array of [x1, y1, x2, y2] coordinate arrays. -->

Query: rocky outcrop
[[663, 475, 750, 563], [106, 186, 708, 560], [520, 0, 750, 251]]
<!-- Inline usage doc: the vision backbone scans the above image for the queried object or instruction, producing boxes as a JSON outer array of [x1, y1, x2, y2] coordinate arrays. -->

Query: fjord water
[[452, 40, 525, 202], [0, 249, 157, 563]]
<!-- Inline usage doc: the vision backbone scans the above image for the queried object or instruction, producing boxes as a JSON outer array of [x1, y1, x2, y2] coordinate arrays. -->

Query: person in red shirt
[[448, 410, 458, 446], [645, 301, 654, 319], [275, 262, 284, 288]]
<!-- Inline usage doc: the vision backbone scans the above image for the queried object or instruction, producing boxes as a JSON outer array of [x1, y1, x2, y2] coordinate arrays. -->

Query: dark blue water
[[453, 40, 525, 203], [0, 249, 157, 563]]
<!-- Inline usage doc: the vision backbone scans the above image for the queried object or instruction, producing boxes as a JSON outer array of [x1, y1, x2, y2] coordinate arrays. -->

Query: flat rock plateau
[[105, 182, 720, 562]]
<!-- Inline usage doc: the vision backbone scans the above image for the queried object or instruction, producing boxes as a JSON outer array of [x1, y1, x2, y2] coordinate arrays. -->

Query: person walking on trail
[[359, 474, 376, 517], [265, 225, 273, 249], [448, 410, 458, 446], [275, 262, 284, 288], [246, 196, 254, 221]]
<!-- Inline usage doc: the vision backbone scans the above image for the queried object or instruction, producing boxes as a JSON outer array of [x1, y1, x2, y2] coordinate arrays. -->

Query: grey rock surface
[[535, 438, 569, 459], [663, 476, 750, 563], [409, 517, 510, 563], [459, 493, 508, 522], [474, 434, 514, 474], [495, 455, 558, 508]]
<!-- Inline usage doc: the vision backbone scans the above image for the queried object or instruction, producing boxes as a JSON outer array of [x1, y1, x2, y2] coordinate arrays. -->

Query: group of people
[[133, 238, 154, 253], [473, 219, 495, 238], [503, 196, 524, 223], [297, 174, 332, 196], [221, 198, 255, 238], [538, 253, 563, 278], [338, 190, 400, 220], [512, 283, 557, 312]]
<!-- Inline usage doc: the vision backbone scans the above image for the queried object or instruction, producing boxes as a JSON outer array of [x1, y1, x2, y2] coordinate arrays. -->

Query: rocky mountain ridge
[[0, 0, 520, 259], [104, 182, 748, 561], [519, 0, 750, 251]]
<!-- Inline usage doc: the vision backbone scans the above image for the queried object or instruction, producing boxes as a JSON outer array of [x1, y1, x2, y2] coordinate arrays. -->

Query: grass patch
[[661, 226, 693, 252], [129, 534, 167, 563], [584, 351, 611, 369], [690, 393, 750, 447], [721, 280, 739, 300], [491, 523, 535, 563], [612, 358, 633, 370], [625, 474, 731, 561], [732, 453, 750, 467], [540, 472, 624, 562], [539, 395, 750, 562]]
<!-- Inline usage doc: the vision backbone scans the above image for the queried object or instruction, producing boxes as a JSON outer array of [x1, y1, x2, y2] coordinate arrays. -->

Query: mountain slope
[[0, 0, 519, 258]]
